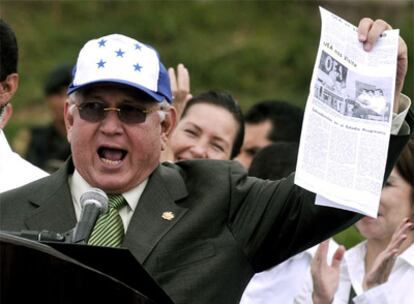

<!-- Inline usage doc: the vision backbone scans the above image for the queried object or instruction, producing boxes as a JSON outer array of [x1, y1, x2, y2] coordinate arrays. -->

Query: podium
[[0, 233, 174, 304]]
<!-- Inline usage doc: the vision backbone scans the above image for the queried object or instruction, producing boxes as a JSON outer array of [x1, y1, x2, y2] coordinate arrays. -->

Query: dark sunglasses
[[75, 101, 158, 124]]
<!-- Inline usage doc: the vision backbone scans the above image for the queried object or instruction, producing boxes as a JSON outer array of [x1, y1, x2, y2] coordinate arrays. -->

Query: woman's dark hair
[[181, 90, 244, 159], [395, 137, 414, 207]]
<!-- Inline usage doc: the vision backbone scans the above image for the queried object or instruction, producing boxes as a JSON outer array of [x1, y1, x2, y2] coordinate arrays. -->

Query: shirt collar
[[69, 169, 148, 219], [0, 130, 12, 157], [344, 241, 367, 295], [397, 243, 414, 268]]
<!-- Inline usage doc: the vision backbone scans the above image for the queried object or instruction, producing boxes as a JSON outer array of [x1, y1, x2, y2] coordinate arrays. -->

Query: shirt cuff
[[391, 94, 411, 135]]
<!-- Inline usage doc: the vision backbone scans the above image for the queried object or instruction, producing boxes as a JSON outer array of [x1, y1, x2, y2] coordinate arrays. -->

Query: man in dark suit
[[0, 19, 412, 304]]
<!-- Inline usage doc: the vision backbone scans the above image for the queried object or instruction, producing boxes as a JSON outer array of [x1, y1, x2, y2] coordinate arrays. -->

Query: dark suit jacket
[[1, 113, 412, 303]]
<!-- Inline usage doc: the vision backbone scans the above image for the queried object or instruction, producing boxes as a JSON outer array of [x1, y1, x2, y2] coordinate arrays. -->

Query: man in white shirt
[[0, 19, 48, 192]]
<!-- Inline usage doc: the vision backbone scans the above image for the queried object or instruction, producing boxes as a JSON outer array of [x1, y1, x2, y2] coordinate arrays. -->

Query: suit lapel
[[24, 160, 77, 233], [123, 164, 188, 264], [22, 160, 188, 263]]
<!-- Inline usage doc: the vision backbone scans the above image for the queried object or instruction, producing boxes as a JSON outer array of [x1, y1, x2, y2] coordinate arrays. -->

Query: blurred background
[[1, 0, 413, 247]]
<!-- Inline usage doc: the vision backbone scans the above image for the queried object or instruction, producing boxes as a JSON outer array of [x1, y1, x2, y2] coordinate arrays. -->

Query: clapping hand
[[168, 63, 192, 120], [362, 217, 413, 290], [311, 240, 346, 304]]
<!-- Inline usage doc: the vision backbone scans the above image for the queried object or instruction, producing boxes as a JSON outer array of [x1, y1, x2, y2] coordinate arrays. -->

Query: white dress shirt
[[240, 240, 338, 304], [69, 169, 148, 231], [294, 241, 414, 304], [335, 241, 414, 304], [0, 130, 48, 193]]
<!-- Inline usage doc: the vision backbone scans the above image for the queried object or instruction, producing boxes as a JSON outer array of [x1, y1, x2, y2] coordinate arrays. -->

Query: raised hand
[[363, 217, 413, 290], [311, 240, 346, 304], [168, 63, 192, 120], [357, 18, 408, 112]]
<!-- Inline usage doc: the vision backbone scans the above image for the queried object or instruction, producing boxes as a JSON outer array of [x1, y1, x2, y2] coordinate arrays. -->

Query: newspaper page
[[294, 7, 400, 217]]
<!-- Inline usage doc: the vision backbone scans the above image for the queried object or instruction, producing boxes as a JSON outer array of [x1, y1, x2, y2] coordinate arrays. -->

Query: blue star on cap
[[115, 48, 125, 57], [98, 39, 107, 47], [134, 43, 142, 50], [97, 59, 106, 68], [133, 63, 142, 72]]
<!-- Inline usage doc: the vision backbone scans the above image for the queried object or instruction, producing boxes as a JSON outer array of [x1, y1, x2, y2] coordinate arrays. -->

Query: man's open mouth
[[98, 146, 127, 165]]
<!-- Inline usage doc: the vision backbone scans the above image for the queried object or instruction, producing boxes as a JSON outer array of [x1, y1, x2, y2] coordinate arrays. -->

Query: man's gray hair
[[158, 100, 171, 121], [68, 91, 81, 105]]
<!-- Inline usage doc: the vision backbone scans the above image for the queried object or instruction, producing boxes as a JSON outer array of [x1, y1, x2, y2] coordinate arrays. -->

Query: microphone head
[[80, 188, 109, 215]]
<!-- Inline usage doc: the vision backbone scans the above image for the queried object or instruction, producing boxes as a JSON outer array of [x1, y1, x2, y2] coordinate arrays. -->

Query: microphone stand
[[1, 230, 69, 242]]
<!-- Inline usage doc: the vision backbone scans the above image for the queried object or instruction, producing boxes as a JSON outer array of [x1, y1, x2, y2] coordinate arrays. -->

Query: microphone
[[2, 230, 66, 242], [71, 188, 108, 244]]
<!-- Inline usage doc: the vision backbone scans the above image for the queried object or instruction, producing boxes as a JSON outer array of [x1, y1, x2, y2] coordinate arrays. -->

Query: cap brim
[[67, 79, 167, 103]]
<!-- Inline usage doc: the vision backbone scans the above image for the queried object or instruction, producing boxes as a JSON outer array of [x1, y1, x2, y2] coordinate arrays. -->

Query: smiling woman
[[166, 90, 244, 162]]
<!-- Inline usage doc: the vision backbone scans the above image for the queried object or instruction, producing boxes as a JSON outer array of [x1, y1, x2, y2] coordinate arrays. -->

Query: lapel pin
[[162, 211, 175, 221]]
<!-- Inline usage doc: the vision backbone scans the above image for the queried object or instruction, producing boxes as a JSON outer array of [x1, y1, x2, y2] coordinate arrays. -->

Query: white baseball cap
[[67, 34, 172, 103]]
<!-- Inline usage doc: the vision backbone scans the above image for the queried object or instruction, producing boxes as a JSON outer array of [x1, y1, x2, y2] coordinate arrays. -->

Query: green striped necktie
[[88, 194, 127, 247]]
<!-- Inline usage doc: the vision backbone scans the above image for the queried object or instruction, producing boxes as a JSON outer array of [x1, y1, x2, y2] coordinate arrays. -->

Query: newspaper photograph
[[294, 7, 400, 217]]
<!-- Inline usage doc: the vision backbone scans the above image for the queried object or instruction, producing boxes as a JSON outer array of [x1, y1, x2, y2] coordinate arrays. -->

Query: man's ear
[[0, 73, 19, 104], [0, 103, 13, 128], [63, 99, 74, 143], [160, 107, 177, 151]]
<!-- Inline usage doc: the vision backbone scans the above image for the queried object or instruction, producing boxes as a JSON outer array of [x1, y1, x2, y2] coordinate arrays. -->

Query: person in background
[[298, 138, 414, 304], [161, 65, 243, 162], [248, 141, 299, 180], [240, 142, 341, 304], [235, 99, 303, 169], [0, 19, 48, 192], [165, 90, 244, 161], [24, 63, 72, 172]]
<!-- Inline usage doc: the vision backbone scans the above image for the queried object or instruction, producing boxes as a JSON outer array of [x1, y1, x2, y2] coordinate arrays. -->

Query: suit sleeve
[[228, 109, 413, 273]]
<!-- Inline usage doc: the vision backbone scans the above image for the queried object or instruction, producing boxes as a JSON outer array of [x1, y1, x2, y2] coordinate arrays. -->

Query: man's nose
[[100, 110, 123, 134]]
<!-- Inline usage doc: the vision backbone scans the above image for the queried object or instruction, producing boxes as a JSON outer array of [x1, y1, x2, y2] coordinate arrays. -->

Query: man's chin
[[88, 175, 129, 193]]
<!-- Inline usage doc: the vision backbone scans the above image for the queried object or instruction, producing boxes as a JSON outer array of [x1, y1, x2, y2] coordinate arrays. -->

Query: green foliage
[[3, 1, 412, 113], [334, 225, 365, 249]]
